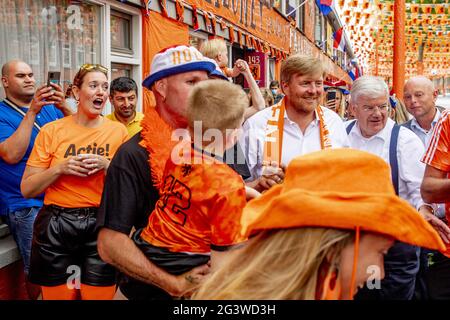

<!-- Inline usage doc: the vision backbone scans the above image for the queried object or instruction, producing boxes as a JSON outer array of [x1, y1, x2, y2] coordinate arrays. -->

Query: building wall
[[0, 0, 143, 114], [148, 0, 350, 84], [0, 0, 143, 294]]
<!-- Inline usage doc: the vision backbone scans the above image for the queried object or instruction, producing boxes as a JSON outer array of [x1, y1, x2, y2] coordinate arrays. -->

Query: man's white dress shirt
[[347, 118, 425, 210], [241, 104, 349, 181]]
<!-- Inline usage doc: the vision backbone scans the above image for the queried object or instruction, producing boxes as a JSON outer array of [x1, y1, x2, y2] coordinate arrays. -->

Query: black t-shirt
[[223, 143, 251, 180], [96, 133, 159, 234]]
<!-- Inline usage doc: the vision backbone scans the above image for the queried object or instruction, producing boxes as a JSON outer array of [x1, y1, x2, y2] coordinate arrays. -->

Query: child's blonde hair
[[187, 80, 248, 133], [199, 39, 227, 60]]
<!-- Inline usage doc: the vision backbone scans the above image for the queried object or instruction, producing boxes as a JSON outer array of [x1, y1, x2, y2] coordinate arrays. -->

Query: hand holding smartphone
[[45, 71, 61, 101], [326, 90, 337, 101], [47, 71, 61, 87]]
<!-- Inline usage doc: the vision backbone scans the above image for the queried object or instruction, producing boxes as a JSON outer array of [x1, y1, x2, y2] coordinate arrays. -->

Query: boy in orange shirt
[[118, 80, 250, 299]]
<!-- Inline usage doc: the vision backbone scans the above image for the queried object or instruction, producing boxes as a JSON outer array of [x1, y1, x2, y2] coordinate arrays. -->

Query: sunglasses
[[80, 64, 108, 73]]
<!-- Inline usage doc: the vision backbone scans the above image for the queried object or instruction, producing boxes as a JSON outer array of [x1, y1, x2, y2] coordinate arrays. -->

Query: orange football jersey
[[140, 143, 247, 253], [422, 110, 450, 256]]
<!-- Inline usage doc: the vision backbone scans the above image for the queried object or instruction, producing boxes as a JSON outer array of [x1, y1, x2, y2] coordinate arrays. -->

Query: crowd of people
[[0, 40, 449, 300]]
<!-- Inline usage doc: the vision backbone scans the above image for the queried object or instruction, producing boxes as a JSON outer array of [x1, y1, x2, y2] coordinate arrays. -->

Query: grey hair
[[350, 76, 389, 105]]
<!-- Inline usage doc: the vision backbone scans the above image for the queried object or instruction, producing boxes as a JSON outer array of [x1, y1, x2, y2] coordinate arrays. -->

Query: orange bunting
[[158, 0, 168, 17], [228, 25, 235, 43], [175, 0, 184, 23]]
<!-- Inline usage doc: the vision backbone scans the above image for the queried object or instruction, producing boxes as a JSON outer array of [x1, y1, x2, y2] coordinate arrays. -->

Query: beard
[[289, 97, 318, 114]]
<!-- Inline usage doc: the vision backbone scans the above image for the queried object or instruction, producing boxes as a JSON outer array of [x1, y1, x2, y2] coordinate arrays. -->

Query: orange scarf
[[139, 108, 177, 191], [263, 99, 332, 165]]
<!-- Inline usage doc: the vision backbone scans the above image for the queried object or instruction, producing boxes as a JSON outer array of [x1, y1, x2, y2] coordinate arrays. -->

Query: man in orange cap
[[421, 109, 450, 299], [346, 75, 450, 300], [193, 149, 445, 300]]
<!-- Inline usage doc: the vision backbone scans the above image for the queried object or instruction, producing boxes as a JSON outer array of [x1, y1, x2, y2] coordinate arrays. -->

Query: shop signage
[[186, 0, 291, 51], [244, 51, 266, 87]]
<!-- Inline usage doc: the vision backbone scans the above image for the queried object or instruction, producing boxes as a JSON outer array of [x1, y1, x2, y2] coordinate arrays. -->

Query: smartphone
[[47, 71, 61, 87], [327, 90, 337, 101]]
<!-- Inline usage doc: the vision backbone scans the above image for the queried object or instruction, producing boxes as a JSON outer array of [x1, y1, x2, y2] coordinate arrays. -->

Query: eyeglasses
[[361, 103, 390, 114], [80, 64, 108, 73]]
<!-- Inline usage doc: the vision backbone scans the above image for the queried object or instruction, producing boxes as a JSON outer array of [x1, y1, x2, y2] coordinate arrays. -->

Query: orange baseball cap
[[241, 148, 445, 252]]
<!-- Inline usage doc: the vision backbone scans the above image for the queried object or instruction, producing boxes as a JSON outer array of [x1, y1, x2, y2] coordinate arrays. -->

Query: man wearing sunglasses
[[0, 60, 71, 299], [345, 75, 450, 300]]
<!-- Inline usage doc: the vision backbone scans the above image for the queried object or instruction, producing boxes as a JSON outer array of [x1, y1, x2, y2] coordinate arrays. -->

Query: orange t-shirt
[[422, 110, 450, 254], [140, 143, 247, 254], [27, 116, 128, 208]]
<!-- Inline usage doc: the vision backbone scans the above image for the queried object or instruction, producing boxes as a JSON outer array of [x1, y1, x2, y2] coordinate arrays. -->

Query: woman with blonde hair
[[21, 64, 128, 300], [259, 88, 274, 108], [193, 149, 445, 300]]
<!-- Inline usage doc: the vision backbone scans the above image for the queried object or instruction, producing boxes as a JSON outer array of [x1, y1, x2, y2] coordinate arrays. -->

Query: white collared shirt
[[347, 118, 425, 209], [408, 108, 445, 217], [240, 104, 350, 181], [410, 108, 442, 148]]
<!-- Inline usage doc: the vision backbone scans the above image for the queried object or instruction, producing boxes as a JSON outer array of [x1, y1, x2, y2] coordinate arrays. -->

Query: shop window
[[298, 2, 305, 32], [268, 58, 276, 84], [76, 45, 85, 67], [0, 0, 102, 99], [63, 43, 71, 68], [314, 3, 325, 49], [285, 0, 297, 21], [110, 10, 133, 55], [109, 5, 141, 114], [284, 0, 304, 32], [111, 62, 132, 79], [49, 42, 58, 67], [273, 0, 282, 12]]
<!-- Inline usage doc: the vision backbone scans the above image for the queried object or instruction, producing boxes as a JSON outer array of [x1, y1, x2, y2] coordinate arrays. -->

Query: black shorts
[[28, 205, 116, 287], [119, 229, 209, 300]]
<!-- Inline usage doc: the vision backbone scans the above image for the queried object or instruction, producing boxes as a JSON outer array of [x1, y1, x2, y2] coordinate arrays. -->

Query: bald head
[[403, 76, 438, 121], [404, 76, 435, 92], [1, 60, 36, 103], [1, 60, 30, 77]]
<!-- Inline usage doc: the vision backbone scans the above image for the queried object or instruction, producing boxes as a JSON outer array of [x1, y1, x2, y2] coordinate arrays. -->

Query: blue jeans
[[4, 207, 40, 275]]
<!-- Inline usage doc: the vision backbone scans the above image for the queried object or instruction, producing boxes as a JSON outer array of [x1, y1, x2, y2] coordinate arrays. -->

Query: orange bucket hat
[[241, 148, 445, 252]]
